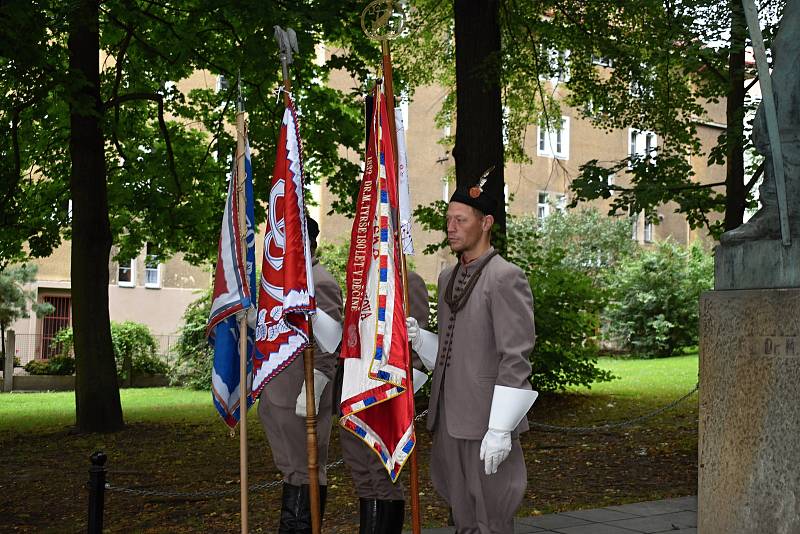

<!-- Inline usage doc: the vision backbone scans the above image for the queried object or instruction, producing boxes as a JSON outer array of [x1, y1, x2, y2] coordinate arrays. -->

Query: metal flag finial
[[361, 0, 405, 41]]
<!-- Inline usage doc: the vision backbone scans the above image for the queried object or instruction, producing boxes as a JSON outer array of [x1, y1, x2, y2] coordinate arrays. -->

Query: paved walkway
[[409, 495, 698, 534]]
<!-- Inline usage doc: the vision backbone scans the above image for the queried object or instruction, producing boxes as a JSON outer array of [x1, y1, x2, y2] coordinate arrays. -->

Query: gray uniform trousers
[[339, 270, 430, 499], [259, 261, 342, 486], [430, 391, 526, 534]]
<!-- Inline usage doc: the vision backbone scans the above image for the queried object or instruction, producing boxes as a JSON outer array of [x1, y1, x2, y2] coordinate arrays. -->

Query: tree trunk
[[452, 0, 506, 250], [725, 0, 747, 231], [68, 0, 124, 432]]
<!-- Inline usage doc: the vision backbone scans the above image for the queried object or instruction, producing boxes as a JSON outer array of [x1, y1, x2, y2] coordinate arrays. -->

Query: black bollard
[[87, 451, 107, 534]]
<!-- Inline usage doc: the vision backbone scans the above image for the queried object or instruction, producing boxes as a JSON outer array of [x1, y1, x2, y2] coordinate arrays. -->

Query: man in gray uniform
[[409, 180, 537, 534], [258, 217, 341, 534], [338, 269, 430, 533]]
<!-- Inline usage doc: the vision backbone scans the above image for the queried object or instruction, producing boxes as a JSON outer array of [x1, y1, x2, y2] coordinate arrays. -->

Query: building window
[[40, 296, 71, 359], [628, 128, 657, 166], [537, 192, 566, 220], [537, 117, 570, 160], [145, 243, 161, 288], [118, 258, 135, 287], [442, 178, 450, 202], [630, 211, 640, 241], [592, 55, 613, 67], [644, 218, 654, 243], [542, 49, 570, 84], [607, 173, 616, 195]]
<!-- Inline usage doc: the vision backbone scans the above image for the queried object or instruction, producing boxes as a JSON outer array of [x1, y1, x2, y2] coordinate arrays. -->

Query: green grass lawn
[[572, 350, 699, 398], [0, 352, 700, 433], [0, 387, 216, 433]]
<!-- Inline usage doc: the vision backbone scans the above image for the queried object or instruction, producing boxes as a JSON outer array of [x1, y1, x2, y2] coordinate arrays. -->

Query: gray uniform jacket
[[427, 247, 535, 440], [261, 260, 341, 410]]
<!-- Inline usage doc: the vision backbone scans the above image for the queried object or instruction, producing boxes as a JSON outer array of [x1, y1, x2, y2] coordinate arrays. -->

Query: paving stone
[[659, 495, 698, 511], [607, 510, 698, 534], [553, 523, 644, 534], [516, 513, 591, 530], [605, 499, 691, 517], [560, 508, 641, 522]]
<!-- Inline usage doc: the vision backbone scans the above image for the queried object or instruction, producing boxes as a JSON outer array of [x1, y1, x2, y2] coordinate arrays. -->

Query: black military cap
[[306, 215, 320, 243], [448, 166, 498, 217]]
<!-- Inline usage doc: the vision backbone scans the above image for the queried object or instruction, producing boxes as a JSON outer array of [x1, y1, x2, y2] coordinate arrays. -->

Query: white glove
[[480, 429, 512, 475], [479, 385, 539, 475], [295, 369, 330, 417], [406, 316, 422, 352]]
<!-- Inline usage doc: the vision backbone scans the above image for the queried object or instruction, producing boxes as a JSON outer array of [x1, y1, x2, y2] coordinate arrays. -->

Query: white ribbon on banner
[[394, 108, 414, 255]]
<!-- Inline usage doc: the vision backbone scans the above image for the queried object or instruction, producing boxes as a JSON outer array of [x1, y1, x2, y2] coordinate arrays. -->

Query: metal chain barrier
[[529, 383, 699, 434], [105, 409, 430, 499], [104, 382, 701, 499]]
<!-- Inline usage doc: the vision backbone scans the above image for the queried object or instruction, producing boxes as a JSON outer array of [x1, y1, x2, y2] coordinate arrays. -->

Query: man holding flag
[[253, 98, 337, 533], [338, 82, 417, 530], [407, 176, 538, 534]]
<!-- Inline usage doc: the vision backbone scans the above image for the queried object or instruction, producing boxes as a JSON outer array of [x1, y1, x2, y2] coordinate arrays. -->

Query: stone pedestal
[[699, 289, 800, 534], [715, 240, 800, 290]]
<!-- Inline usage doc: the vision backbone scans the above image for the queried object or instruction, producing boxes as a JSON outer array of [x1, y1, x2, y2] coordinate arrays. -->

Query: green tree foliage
[[0, 264, 53, 360], [1, 0, 390, 431], [605, 240, 713, 358], [400, 0, 783, 237], [507, 214, 617, 391], [316, 240, 350, 290], [169, 290, 213, 390]]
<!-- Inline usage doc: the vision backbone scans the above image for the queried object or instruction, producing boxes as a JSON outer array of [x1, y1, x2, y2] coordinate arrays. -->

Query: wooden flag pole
[[234, 91, 250, 534], [275, 26, 322, 534], [381, 36, 423, 534]]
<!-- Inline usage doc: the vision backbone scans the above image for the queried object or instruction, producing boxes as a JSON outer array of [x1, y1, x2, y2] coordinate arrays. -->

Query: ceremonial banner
[[252, 98, 315, 396], [207, 134, 256, 428], [340, 85, 415, 482], [394, 108, 414, 255]]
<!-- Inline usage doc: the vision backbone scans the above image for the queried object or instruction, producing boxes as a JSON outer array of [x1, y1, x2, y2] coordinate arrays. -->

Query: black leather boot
[[295, 484, 327, 533], [376, 499, 405, 534], [278, 483, 302, 534], [359, 498, 379, 534]]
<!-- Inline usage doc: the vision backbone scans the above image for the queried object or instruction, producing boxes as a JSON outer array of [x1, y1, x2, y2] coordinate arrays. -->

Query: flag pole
[[274, 26, 322, 534], [381, 35, 423, 534], [235, 74, 250, 534]]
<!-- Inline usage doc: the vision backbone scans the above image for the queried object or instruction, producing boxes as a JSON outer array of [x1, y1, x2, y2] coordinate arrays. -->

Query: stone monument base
[[715, 240, 800, 290], [699, 288, 800, 534]]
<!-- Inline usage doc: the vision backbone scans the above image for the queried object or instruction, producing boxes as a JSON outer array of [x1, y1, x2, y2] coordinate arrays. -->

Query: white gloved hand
[[406, 316, 422, 352], [246, 306, 258, 331], [295, 369, 330, 417], [479, 429, 512, 475]]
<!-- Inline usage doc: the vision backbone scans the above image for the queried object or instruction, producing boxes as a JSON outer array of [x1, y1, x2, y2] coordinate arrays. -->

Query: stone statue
[[721, 0, 800, 243]]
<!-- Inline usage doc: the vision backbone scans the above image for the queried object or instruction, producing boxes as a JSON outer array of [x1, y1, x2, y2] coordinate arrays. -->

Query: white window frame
[[541, 48, 571, 84], [442, 178, 450, 203], [628, 128, 657, 166], [592, 55, 613, 67], [537, 192, 566, 220], [644, 218, 654, 243], [118, 258, 135, 287], [144, 243, 162, 289], [630, 212, 640, 241], [537, 192, 550, 220], [537, 117, 570, 160], [607, 173, 616, 195]]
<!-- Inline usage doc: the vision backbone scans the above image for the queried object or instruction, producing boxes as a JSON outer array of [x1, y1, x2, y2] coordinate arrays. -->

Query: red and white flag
[[339, 84, 415, 482], [252, 97, 315, 396]]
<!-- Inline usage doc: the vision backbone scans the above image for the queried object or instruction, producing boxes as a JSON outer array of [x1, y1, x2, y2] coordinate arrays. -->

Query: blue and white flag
[[207, 127, 256, 428]]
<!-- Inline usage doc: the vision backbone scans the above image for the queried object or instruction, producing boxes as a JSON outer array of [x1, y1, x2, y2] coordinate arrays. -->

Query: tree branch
[[105, 92, 181, 197], [111, 28, 135, 165], [744, 160, 764, 193]]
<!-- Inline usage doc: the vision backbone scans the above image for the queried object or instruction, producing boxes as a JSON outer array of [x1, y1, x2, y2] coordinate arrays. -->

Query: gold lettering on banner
[[746, 336, 800, 358], [349, 167, 375, 313]]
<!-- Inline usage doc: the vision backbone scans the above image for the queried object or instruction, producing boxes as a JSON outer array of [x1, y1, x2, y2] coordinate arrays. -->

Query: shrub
[[23, 359, 51, 375], [46, 355, 76, 375], [507, 215, 615, 391], [169, 290, 213, 390], [604, 240, 713, 357], [52, 322, 168, 379], [0, 354, 21, 368]]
